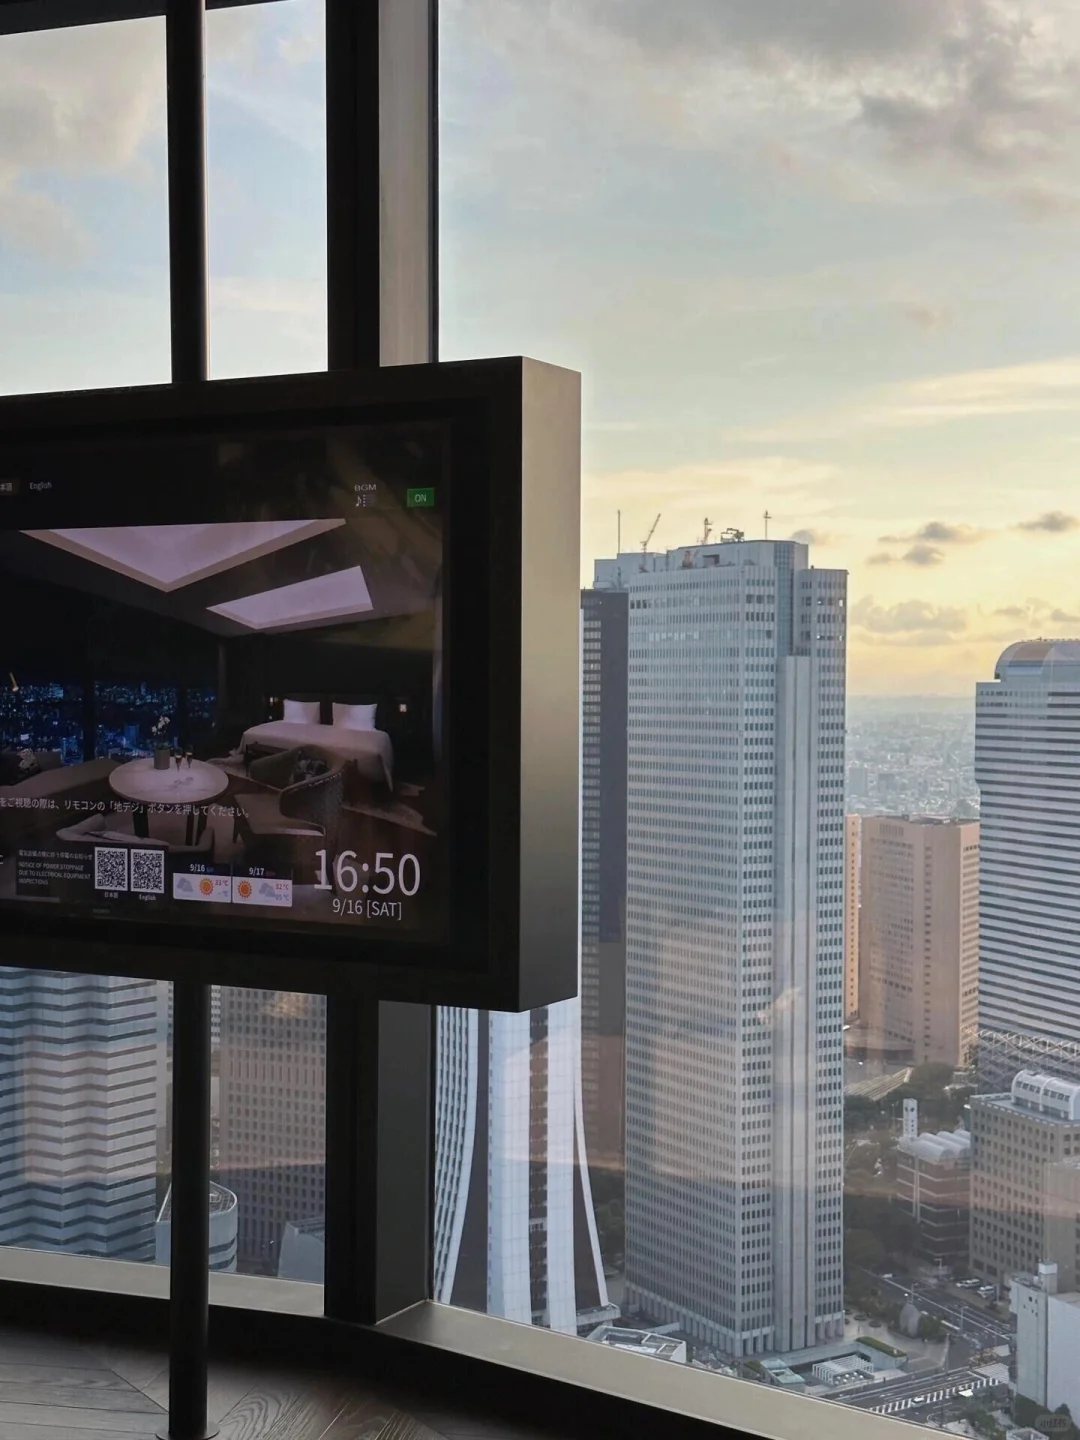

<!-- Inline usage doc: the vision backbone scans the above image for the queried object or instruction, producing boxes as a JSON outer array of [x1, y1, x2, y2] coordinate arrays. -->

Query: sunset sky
[[4, 0, 1080, 694]]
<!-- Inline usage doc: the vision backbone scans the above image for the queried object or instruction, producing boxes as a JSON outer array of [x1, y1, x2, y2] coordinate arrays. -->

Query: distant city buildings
[[1012, 1263, 1080, 1424], [618, 535, 846, 1356], [217, 987, 326, 1275], [434, 1005, 612, 1332], [894, 1124, 971, 1269], [856, 816, 979, 1068], [155, 1180, 238, 1272], [976, 641, 1080, 1086], [845, 700, 978, 821], [970, 1071, 1080, 1284], [0, 969, 160, 1259], [844, 815, 860, 1021], [579, 582, 628, 1180]]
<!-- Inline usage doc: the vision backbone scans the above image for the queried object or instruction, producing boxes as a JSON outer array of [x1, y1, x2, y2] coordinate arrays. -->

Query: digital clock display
[[0, 419, 447, 945]]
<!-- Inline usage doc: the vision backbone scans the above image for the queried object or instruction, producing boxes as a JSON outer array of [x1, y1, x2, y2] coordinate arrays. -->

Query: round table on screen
[[108, 758, 230, 846]]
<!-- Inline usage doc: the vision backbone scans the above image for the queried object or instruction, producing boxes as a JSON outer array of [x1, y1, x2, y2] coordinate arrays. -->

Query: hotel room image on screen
[[0, 421, 446, 943]]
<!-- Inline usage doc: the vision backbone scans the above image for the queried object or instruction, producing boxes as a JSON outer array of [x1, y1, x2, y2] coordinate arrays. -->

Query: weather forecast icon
[[173, 871, 231, 903], [232, 875, 292, 907]]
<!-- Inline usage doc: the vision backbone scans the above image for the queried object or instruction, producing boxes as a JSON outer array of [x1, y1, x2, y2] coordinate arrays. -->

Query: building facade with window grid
[[620, 537, 846, 1356]]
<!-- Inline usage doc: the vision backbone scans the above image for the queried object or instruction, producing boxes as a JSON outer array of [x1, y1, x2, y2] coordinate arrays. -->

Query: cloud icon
[[176, 877, 194, 893]]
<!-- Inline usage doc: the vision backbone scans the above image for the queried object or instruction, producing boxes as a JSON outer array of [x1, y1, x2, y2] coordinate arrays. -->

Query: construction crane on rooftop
[[640, 513, 661, 571], [681, 517, 713, 568]]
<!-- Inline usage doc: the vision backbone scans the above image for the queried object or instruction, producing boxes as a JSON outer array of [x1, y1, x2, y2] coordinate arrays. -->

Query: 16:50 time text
[[313, 850, 420, 896]]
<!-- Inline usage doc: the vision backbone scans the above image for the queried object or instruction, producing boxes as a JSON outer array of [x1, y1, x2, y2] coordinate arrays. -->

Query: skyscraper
[[217, 987, 326, 1274], [857, 816, 979, 1069], [844, 814, 860, 1021], [580, 582, 628, 1179], [434, 1003, 612, 1333], [621, 536, 847, 1356], [0, 969, 161, 1259], [976, 641, 1080, 1084]]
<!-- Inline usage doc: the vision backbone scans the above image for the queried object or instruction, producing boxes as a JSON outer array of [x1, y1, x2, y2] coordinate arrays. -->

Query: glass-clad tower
[[976, 641, 1080, 1084], [621, 537, 847, 1355]]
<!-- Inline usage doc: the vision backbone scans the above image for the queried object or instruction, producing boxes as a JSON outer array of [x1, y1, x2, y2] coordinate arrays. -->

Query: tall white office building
[[0, 969, 161, 1259], [434, 1003, 612, 1333], [976, 641, 1080, 1084], [620, 536, 847, 1355]]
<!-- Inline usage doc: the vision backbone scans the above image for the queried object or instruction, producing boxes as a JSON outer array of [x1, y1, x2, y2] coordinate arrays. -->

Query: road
[[839, 1368, 1000, 1417], [869, 1274, 1014, 1351]]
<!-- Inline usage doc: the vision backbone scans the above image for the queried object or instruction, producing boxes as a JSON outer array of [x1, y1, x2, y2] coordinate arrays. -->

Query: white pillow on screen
[[333, 702, 378, 731], [282, 698, 321, 725]]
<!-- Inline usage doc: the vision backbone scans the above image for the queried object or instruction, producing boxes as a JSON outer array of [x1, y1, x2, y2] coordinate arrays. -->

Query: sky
[[4, 0, 1080, 694]]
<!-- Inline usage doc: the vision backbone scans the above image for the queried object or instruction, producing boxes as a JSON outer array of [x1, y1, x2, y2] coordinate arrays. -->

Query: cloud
[[1016, 510, 1079, 533], [989, 598, 1080, 626], [0, 187, 90, 265], [0, 21, 162, 175], [902, 543, 946, 567], [895, 302, 951, 331], [450, 0, 1080, 218], [852, 596, 968, 635], [581, 0, 955, 67], [730, 356, 1080, 444], [789, 528, 832, 545], [868, 542, 946, 567], [880, 521, 986, 546], [0, 20, 163, 258]]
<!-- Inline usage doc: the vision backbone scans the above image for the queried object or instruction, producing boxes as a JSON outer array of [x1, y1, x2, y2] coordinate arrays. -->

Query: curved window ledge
[[0, 1248, 917, 1440]]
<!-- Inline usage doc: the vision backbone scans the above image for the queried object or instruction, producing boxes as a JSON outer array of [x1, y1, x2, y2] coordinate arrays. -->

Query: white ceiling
[[22, 520, 346, 593]]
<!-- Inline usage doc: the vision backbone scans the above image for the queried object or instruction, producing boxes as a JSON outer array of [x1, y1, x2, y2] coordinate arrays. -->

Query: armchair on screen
[[233, 746, 345, 882], [56, 813, 216, 860]]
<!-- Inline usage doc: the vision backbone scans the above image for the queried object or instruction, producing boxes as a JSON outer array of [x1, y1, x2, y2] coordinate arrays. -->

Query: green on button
[[407, 487, 436, 509]]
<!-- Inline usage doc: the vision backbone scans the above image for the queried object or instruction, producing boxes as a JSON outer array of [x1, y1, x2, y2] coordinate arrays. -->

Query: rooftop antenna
[[682, 517, 714, 569], [763, 510, 773, 540], [640, 513, 661, 571]]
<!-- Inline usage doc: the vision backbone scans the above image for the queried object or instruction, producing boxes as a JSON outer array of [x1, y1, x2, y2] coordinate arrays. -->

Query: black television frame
[[0, 357, 581, 1012]]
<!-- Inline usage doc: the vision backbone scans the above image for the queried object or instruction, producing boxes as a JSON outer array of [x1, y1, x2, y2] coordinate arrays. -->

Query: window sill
[[0, 1244, 322, 1317], [379, 1301, 911, 1440], [0, 1248, 916, 1440]]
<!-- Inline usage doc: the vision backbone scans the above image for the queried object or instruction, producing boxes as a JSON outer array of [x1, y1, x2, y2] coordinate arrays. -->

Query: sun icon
[[199, 878, 215, 897], [237, 880, 253, 900]]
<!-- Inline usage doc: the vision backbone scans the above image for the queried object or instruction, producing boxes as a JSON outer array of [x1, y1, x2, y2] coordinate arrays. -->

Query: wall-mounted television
[[0, 359, 580, 1010]]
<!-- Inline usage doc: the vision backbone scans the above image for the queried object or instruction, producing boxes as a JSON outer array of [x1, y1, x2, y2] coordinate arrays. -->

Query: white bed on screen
[[241, 719, 394, 789]]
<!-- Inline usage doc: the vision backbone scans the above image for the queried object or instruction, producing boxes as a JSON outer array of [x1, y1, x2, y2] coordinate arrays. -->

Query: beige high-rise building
[[970, 1071, 1080, 1284], [858, 817, 979, 1068], [844, 815, 861, 1019]]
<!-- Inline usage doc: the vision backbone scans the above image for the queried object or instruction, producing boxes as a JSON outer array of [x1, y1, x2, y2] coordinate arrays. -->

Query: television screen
[[0, 420, 447, 946]]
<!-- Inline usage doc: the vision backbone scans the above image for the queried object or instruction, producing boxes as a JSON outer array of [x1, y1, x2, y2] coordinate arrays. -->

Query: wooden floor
[[0, 1325, 567, 1440]]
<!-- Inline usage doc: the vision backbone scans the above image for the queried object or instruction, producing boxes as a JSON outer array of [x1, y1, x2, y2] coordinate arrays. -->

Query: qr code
[[130, 848, 166, 895], [93, 847, 128, 892]]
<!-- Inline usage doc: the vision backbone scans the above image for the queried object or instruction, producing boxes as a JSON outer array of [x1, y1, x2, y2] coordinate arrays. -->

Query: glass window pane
[[0, 19, 169, 396], [215, 987, 325, 1280], [0, 968, 166, 1261], [206, 0, 326, 380], [0, 6, 329, 1289], [437, 0, 1074, 1430]]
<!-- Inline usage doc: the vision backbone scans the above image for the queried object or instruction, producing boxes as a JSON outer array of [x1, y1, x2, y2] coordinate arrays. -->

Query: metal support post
[[161, 0, 214, 1434], [322, 0, 438, 1327]]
